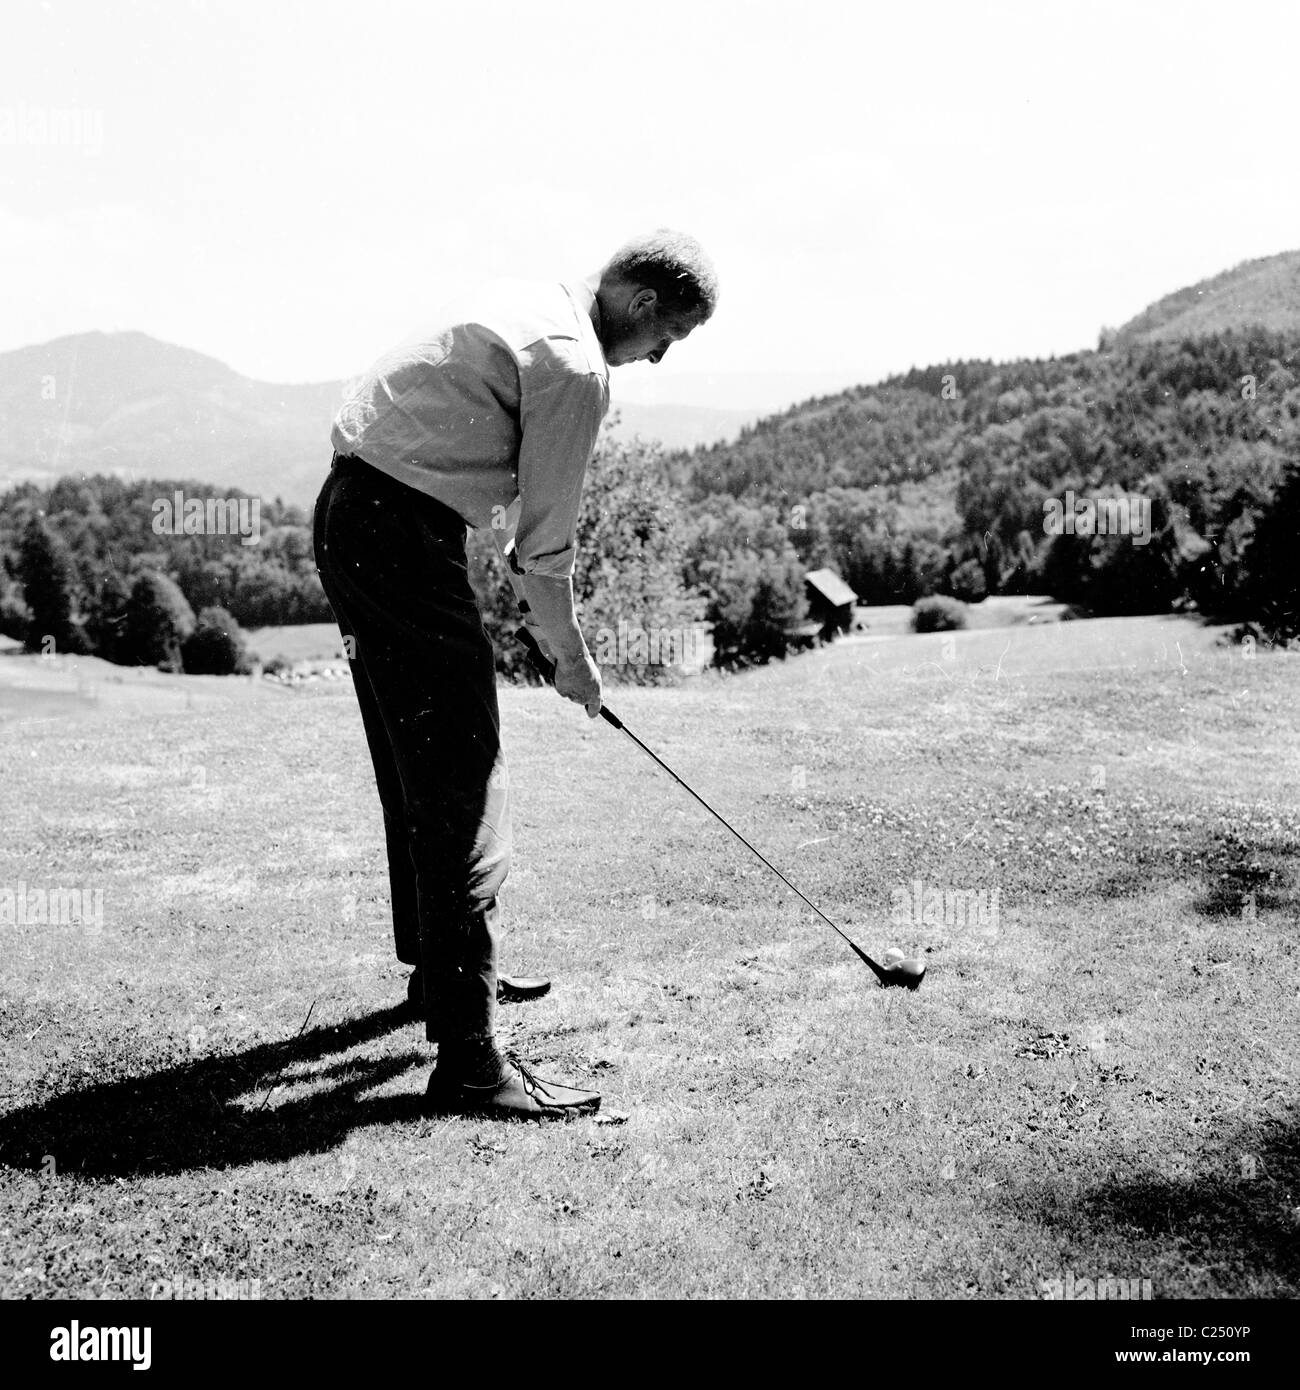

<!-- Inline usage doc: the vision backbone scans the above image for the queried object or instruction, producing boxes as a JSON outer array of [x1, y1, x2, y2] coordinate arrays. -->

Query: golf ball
[[884, 948, 906, 965]]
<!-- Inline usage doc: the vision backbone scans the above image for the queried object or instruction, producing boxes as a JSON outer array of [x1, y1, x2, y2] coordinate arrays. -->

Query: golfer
[[314, 231, 718, 1119]]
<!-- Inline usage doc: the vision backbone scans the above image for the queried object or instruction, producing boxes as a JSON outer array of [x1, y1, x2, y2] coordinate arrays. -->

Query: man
[[314, 230, 718, 1119]]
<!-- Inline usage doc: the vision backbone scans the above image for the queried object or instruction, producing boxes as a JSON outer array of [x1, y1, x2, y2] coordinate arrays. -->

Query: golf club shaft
[[514, 627, 888, 977]]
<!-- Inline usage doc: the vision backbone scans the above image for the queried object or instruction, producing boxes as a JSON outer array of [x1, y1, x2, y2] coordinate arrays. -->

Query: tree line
[[2, 325, 1296, 679], [0, 478, 329, 674], [680, 327, 1299, 641]]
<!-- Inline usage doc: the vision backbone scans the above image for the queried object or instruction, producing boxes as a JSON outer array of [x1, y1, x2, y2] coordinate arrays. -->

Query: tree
[[84, 569, 132, 662], [182, 605, 250, 675], [571, 431, 706, 684], [948, 557, 987, 603], [0, 583, 31, 642], [1242, 457, 1300, 642], [122, 571, 196, 671], [17, 515, 79, 653], [472, 426, 708, 684], [745, 553, 808, 661], [697, 547, 808, 668], [1037, 532, 1091, 605], [700, 549, 762, 666]]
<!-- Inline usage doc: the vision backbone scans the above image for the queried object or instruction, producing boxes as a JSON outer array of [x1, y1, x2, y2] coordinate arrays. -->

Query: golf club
[[515, 627, 926, 989]]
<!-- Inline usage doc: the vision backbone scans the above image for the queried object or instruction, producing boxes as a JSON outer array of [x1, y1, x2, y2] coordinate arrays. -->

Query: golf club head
[[850, 940, 927, 989], [879, 957, 927, 989]]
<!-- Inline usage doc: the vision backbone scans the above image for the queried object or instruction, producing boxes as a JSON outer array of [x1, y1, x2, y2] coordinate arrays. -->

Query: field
[[244, 624, 348, 669], [0, 614, 1297, 1299]]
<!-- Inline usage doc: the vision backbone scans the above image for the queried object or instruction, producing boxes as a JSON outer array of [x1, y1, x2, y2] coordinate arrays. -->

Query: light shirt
[[330, 279, 610, 579]]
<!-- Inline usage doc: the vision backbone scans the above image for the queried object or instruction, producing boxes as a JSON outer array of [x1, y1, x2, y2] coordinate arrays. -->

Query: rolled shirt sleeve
[[510, 342, 609, 579]]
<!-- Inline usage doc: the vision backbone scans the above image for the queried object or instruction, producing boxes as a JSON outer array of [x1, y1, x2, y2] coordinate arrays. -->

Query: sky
[[3, 0, 1298, 412]]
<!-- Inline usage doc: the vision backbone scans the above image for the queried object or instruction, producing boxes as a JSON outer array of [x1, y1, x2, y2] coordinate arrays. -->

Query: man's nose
[[647, 344, 669, 365]]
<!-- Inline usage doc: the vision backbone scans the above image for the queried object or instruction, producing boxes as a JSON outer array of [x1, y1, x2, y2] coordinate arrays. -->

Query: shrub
[[912, 595, 968, 632], [181, 605, 250, 675], [948, 558, 987, 603]]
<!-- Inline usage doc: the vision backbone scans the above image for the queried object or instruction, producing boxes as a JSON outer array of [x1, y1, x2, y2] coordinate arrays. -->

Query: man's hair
[[603, 229, 719, 320]]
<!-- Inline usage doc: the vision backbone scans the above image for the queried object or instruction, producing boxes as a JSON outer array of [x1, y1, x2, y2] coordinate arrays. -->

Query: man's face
[[606, 290, 705, 367]]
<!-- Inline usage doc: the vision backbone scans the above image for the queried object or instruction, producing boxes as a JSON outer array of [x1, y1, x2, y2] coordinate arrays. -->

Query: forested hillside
[[4, 251, 1300, 676], [675, 328, 1300, 629], [1112, 249, 1300, 345]]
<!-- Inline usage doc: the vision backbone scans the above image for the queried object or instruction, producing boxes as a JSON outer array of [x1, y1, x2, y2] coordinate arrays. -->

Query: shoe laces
[[505, 1052, 553, 1101]]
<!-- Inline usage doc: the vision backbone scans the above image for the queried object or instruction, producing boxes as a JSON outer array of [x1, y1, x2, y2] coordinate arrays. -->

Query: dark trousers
[[313, 453, 510, 1044]]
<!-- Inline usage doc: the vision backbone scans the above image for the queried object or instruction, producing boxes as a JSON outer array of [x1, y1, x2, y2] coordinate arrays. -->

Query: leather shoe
[[424, 1055, 600, 1121], [497, 973, 551, 1003]]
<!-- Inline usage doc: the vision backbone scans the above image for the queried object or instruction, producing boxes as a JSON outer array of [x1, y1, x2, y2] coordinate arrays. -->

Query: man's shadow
[[0, 1004, 428, 1181]]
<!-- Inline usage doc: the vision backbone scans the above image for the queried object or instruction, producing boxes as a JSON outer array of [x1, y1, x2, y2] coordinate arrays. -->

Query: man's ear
[[629, 287, 658, 319]]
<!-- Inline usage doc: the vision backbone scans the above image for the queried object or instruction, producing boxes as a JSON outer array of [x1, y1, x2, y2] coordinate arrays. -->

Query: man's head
[[594, 229, 718, 367]]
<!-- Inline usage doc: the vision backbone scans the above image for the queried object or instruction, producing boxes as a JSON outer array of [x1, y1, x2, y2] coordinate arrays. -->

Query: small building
[[804, 567, 859, 641]]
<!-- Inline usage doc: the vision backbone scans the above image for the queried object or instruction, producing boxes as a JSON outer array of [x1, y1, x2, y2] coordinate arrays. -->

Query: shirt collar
[[562, 280, 607, 375]]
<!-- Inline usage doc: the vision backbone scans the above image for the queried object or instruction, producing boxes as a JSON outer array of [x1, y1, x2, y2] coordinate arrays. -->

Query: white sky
[[2, 0, 1298, 409]]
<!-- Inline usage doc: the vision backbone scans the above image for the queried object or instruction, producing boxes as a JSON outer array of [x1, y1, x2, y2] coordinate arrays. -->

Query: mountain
[[1113, 250, 1300, 344], [3, 250, 1296, 505], [611, 369, 866, 413], [607, 402, 758, 450], [0, 332, 344, 504], [680, 248, 1300, 505], [0, 331, 762, 502]]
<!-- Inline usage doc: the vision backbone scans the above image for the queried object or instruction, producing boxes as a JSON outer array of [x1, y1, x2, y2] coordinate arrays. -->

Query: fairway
[[1, 615, 1297, 1298]]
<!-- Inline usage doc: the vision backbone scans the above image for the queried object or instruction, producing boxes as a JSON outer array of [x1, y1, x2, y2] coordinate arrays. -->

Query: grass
[[0, 615, 1297, 1299], [244, 623, 348, 668]]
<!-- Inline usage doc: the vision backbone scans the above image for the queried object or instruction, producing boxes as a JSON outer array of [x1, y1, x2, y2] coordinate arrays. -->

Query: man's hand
[[554, 649, 602, 718]]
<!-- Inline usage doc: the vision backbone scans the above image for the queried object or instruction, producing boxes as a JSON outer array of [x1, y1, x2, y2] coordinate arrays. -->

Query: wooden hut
[[803, 567, 858, 641]]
